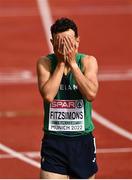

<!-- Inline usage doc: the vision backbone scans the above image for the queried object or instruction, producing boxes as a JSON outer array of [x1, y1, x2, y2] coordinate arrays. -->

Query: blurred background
[[0, 0, 132, 178]]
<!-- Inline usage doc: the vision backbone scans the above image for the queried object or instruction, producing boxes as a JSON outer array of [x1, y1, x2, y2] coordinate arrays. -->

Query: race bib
[[49, 99, 85, 131]]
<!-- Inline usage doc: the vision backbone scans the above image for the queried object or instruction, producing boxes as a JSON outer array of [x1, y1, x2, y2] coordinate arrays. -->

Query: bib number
[[49, 100, 85, 132]]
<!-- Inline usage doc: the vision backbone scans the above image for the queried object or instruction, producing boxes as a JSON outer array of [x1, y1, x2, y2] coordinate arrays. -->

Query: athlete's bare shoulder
[[37, 56, 51, 73], [37, 56, 50, 67], [36, 56, 52, 95], [81, 55, 98, 66], [81, 55, 98, 73]]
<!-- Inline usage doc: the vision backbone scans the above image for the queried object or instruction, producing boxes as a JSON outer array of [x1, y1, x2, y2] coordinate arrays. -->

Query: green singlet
[[43, 53, 94, 137]]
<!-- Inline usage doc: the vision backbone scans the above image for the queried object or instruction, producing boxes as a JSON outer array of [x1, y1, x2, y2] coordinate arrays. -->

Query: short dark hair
[[50, 17, 78, 37]]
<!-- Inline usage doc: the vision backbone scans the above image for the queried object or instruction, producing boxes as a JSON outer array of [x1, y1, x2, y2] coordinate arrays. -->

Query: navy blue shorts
[[41, 133, 98, 178]]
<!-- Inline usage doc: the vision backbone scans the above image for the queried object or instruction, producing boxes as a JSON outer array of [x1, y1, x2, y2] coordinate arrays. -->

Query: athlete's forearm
[[70, 63, 98, 101], [41, 62, 65, 102]]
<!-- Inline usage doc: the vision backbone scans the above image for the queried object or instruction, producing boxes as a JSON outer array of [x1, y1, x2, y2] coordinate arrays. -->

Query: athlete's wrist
[[69, 61, 78, 69], [57, 61, 65, 68]]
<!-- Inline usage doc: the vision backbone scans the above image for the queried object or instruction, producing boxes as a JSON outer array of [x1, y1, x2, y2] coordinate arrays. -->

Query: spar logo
[[51, 100, 83, 109]]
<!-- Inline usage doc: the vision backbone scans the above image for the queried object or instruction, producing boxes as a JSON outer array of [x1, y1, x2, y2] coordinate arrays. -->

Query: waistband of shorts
[[43, 132, 93, 141]]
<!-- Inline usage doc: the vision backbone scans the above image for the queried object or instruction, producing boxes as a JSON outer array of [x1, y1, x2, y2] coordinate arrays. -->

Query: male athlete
[[37, 17, 99, 179]]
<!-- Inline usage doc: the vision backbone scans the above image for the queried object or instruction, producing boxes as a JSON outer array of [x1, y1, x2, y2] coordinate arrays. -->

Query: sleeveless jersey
[[43, 53, 94, 137]]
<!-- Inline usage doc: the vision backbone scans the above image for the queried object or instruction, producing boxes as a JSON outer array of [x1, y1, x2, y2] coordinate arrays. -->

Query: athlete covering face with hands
[[52, 31, 79, 74], [37, 17, 99, 179]]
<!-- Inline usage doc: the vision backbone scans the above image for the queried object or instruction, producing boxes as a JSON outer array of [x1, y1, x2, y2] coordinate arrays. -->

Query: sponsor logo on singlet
[[49, 99, 84, 132]]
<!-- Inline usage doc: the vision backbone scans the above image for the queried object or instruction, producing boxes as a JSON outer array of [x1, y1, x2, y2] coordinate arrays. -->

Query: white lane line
[[0, 147, 132, 159], [0, 151, 40, 159], [36, 0, 53, 52], [51, 5, 132, 15], [0, 7, 38, 17], [1, 70, 132, 84], [0, 71, 132, 84], [93, 110, 132, 141], [98, 71, 132, 81], [0, 69, 132, 84], [0, 70, 37, 84], [36, 0, 132, 142], [0, 111, 17, 118], [0, 5, 131, 17], [0, 110, 41, 118], [97, 147, 132, 154], [0, 143, 40, 168]]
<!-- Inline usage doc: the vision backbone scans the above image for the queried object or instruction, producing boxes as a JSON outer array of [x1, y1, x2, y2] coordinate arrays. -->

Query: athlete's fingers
[[63, 38, 69, 55], [53, 34, 76, 57], [63, 36, 74, 54], [63, 36, 72, 50], [55, 34, 64, 54], [58, 38, 64, 54], [62, 38, 65, 55], [63, 37, 70, 54], [65, 35, 75, 51], [58, 35, 62, 51], [53, 35, 63, 54], [66, 35, 75, 48], [53, 35, 59, 51]]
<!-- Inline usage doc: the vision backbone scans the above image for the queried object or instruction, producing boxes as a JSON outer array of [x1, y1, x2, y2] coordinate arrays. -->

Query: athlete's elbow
[[87, 84, 99, 101], [86, 91, 97, 102], [43, 94, 54, 103], [40, 88, 54, 103]]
